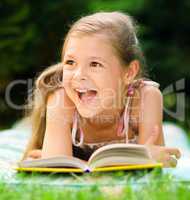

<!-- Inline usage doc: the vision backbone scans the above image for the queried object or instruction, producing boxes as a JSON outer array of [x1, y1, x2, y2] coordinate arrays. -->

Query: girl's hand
[[147, 145, 181, 167], [145, 125, 181, 167], [26, 149, 42, 160]]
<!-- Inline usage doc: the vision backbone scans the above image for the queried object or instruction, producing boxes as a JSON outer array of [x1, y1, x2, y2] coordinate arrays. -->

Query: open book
[[16, 144, 162, 173]]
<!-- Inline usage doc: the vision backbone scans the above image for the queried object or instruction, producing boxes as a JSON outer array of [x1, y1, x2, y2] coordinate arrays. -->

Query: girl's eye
[[90, 61, 103, 68], [65, 60, 74, 65]]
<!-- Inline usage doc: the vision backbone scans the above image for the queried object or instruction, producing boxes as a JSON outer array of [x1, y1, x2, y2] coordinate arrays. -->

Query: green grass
[[0, 169, 190, 200]]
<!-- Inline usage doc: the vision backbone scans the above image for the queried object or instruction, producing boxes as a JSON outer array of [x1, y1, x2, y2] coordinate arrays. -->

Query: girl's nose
[[73, 67, 87, 81]]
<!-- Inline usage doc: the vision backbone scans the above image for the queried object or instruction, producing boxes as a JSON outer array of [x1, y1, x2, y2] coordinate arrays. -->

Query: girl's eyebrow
[[65, 55, 108, 64], [89, 56, 108, 64]]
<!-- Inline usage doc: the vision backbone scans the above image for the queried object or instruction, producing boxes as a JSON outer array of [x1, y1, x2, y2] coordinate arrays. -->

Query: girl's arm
[[137, 85, 164, 145], [137, 85, 181, 167], [41, 87, 75, 158]]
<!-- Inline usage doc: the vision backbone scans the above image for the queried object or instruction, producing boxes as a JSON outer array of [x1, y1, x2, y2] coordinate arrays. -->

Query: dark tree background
[[0, 0, 189, 131]]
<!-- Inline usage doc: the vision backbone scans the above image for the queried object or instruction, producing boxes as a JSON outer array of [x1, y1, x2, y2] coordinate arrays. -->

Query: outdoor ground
[[1, 169, 190, 200]]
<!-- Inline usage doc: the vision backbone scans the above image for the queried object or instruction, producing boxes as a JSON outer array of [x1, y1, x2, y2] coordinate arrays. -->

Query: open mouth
[[75, 88, 98, 104]]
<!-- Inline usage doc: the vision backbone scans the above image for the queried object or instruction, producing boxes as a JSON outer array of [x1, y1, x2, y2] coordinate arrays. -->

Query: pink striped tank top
[[71, 79, 160, 151]]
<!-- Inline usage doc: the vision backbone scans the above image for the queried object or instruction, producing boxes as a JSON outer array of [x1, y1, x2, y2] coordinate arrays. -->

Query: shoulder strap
[[118, 96, 132, 143], [130, 78, 160, 89], [143, 80, 160, 88], [71, 110, 84, 147]]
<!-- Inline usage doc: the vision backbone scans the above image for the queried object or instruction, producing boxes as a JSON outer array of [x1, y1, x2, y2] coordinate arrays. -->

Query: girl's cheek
[[62, 70, 73, 87]]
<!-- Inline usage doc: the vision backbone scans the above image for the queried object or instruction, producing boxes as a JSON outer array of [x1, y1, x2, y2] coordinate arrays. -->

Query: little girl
[[22, 11, 181, 167]]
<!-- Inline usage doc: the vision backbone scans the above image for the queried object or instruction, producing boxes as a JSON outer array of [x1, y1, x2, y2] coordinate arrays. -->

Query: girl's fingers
[[169, 157, 178, 167], [164, 153, 178, 168], [145, 125, 159, 145], [28, 149, 42, 159], [165, 148, 181, 159]]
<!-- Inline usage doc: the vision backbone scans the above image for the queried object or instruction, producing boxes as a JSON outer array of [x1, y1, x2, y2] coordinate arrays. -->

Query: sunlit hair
[[22, 11, 148, 160]]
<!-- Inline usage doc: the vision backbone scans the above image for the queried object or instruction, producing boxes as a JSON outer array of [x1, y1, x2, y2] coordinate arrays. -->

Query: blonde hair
[[22, 63, 63, 160], [22, 11, 148, 160]]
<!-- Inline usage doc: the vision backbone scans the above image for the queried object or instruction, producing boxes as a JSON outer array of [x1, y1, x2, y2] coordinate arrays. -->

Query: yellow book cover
[[15, 163, 163, 173]]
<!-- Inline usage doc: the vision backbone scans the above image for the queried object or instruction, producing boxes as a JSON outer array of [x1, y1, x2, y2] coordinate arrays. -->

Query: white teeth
[[75, 89, 88, 93], [75, 88, 97, 93]]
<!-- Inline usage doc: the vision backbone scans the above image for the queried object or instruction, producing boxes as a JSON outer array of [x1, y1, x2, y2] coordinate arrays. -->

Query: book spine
[[84, 167, 91, 173]]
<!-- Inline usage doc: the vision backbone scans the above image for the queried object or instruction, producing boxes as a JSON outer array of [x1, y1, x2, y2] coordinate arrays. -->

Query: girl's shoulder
[[132, 78, 161, 98], [140, 79, 161, 99], [133, 78, 160, 89], [142, 80, 160, 88], [129, 78, 161, 121], [129, 79, 162, 135]]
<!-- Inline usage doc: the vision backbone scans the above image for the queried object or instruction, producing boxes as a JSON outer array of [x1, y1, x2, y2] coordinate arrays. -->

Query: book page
[[18, 155, 89, 171], [88, 143, 154, 169]]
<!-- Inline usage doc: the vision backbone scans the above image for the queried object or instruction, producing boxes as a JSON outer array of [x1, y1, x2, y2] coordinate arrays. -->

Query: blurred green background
[[0, 0, 189, 131]]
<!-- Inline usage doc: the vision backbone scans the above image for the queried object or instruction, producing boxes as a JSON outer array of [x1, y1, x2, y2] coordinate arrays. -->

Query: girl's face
[[62, 34, 126, 118]]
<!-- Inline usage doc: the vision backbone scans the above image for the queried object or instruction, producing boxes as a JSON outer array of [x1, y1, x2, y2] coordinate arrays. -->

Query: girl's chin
[[76, 105, 102, 118], [74, 96, 115, 118]]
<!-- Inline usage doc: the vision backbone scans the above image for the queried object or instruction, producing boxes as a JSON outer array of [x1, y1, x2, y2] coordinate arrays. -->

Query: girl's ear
[[123, 60, 140, 84]]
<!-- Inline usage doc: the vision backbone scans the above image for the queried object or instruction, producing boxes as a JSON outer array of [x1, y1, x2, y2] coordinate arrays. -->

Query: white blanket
[[0, 120, 189, 182]]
